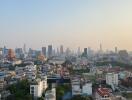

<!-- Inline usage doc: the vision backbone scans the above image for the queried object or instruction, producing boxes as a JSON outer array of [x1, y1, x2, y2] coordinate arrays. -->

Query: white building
[[25, 64, 37, 80], [82, 82, 92, 96], [106, 73, 118, 86], [45, 88, 56, 100], [72, 78, 81, 96], [30, 78, 47, 98]]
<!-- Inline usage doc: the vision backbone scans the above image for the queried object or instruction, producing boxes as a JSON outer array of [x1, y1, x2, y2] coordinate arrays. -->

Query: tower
[[115, 47, 118, 53], [84, 48, 87, 56], [42, 47, 46, 56], [60, 45, 63, 55], [100, 44, 102, 52], [48, 45, 52, 58], [23, 44, 26, 53]]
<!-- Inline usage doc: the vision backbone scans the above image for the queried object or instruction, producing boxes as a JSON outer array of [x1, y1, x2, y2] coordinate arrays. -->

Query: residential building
[[106, 73, 118, 86], [0, 78, 6, 91], [30, 78, 47, 99], [82, 82, 92, 96], [72, 78, 81, 96], [25, 64, 37, 80]]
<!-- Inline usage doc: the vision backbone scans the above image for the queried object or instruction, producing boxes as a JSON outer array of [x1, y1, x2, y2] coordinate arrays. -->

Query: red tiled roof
[[97, 88, 110, 97]]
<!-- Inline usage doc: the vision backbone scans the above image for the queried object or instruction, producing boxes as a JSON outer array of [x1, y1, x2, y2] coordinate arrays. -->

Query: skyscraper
[[3, 46, 8, 57], [100, 44, 102, 52], [42, 47, 46, 56], [115, 47, 118, 53], [84, 48, 87, 56], [77, 47, 81, 56], [60, 45, 63, 55], [23, 44, 26, 53], [48, 45, 52, 57]]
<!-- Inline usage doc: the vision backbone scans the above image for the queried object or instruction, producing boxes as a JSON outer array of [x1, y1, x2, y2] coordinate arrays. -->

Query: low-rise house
[[95, 88, 111, 100]]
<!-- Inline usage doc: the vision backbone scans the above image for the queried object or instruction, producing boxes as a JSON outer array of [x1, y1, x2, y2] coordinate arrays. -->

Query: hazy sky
[[0, 0, 132, 51]]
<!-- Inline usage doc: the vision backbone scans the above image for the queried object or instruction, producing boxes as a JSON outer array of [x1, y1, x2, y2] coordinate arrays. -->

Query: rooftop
[[97, 88, 110, 97]]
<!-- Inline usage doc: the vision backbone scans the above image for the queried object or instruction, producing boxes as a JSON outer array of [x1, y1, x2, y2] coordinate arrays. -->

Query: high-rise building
[[15, 48, 23, 58], [119, 50, 129, 58], [23, 44, 26, 53], [57, 48, 59, 55], [30, 77, 47, 98], [42, 47, 46, 56], [0, 48, 2, 55], [100, 44, 102, 52], [115, 47, 118, 54], [3, 46, 8, 57], [15, 48, 23, 54], [77, 47, 81, 56], [48, 45, 52, 57], [60, 45, 63, 54], [84, 48, 87, 56]]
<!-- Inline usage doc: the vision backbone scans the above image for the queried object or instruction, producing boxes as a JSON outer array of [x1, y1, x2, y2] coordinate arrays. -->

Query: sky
[[0, 0, 132, 51]]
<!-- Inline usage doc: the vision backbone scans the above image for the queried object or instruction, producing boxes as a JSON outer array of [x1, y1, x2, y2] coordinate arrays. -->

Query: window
[[31, 90, 34, 94], [31, 87, 34, 90]]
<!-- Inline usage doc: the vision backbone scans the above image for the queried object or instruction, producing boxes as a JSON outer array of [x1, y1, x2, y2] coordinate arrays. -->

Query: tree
[[7, 79, 31, 100]]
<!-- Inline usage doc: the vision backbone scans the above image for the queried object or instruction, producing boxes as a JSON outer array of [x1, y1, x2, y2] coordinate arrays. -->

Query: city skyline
[[1, 0, 132, 51]]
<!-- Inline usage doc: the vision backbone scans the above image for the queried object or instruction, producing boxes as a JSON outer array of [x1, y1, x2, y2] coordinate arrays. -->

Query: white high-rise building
[[30, 78, 47, 98], [106, 73, 118, 86]]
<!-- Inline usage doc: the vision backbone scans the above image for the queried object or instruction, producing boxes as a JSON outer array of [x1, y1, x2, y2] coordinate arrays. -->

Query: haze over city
[[1, 1, 132, 100], [0, 0, 132, 51]]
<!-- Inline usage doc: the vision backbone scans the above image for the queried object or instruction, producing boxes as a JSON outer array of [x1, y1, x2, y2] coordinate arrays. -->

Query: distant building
[[0, 48, 2, 55], [100, 44, 102, 52], [84, 48, 87, 56], [2, 46, 8, 57], [115, 47, 118, 53], [48, 45, 52, 57], [42, 47, 46, 56], [15, 48, 23, 54], [23, 44, 26, 53], [60, 45, 63, 55], [15, 48, 23, 58], [118, 50, 129, 62], [77, 47, 81, 56], [106, 73, 118, 86], [7, 49, 15, 61]]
